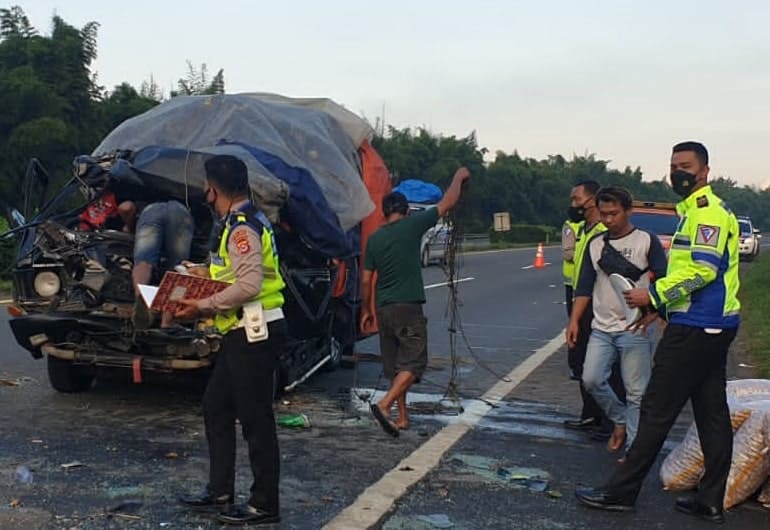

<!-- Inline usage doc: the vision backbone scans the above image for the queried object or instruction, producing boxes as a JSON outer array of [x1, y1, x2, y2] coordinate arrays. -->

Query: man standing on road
[[567, 187, 667, 453], [361, 167, 471, 437], [176, 155, 287, 527], [575, 142, 741, 524], [562, 180, 618, 439]]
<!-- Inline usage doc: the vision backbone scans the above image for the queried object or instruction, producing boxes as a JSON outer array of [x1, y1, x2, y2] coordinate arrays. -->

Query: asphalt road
[[1, 245, 768, 529]]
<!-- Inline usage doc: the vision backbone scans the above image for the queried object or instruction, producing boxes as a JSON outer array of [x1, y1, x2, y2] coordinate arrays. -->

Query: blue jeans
[[134, 201, 194, 267], [582, 329, 653, 447]]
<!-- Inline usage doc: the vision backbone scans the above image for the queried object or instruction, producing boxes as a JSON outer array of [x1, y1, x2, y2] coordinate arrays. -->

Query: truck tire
[[47, 356, 94, 393]]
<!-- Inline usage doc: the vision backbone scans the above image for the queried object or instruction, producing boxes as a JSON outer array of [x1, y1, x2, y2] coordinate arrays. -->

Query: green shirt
[[364, 208, 439, 307]]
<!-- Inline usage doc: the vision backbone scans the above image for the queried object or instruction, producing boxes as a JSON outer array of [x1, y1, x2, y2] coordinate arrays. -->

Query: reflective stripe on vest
[[562, 220, 582, 286], [209, 209, 286, 334], [572, 220, 607, 292]]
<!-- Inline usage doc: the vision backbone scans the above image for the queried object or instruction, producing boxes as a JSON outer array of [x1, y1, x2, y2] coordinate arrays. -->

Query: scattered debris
[[399, 466, 415, 472], [30, 439, 43, 444], [9, 498, 21, 508], [416, 514, 455, 528], [13, 465, 33, 484], [277, 413, 311, 428], [449, 453, 552, 493], [321, 495, 334, 503], [0, 378, 20, 386], [61, 461, 85, 470], [164, 452, 179, 459], [548, 490, 563, 499]]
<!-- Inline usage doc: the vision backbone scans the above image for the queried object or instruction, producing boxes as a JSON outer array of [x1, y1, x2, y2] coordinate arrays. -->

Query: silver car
[[409, 204, 451, 267], [738, 216, 761, 261]]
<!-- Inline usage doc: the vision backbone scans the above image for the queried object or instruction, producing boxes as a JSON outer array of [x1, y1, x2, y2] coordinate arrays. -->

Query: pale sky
[[20, 0, 770, 188]]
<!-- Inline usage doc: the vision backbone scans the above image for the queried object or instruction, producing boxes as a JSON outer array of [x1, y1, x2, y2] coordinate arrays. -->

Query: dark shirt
[[364, 208, 439, 307]]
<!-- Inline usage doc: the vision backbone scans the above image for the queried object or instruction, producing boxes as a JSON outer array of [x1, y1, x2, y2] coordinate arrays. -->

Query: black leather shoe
[[217, 504, 281, 526], [178, 490, 232, 511], [574, 487, 634, 512], [675, 497, 725, 524], [564, 417, 600, 430]]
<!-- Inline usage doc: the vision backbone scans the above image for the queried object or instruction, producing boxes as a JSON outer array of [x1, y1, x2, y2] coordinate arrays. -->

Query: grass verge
[[741, 252, 770, 377]]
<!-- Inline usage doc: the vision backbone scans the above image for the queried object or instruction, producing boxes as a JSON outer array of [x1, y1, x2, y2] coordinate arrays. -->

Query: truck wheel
[[47, 356, 94, 393]]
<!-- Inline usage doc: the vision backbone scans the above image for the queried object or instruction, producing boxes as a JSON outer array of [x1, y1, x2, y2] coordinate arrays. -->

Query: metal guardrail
[[459, 233, 490, 249]]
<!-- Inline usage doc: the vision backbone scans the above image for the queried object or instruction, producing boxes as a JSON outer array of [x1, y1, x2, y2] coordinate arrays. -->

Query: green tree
[[171, 61, 225, 96]]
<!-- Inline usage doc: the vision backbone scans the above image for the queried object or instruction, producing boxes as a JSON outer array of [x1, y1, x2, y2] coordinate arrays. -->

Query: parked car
[[408, 204, 451, 268], [4, 94, 390, 394], [630, 200, 679, 252], [738, 216, 761, 261]]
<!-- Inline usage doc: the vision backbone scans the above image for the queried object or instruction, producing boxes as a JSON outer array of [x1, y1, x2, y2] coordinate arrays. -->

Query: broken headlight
[[33, 271, 61, 297]]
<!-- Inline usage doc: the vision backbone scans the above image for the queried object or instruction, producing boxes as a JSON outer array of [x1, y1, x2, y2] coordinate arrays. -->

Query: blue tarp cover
[[393, 179, 443, 204]]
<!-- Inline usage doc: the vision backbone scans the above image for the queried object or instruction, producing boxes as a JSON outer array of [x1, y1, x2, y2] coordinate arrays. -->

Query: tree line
[[2, 5, 768, 241], [373, 128, 770, 233]]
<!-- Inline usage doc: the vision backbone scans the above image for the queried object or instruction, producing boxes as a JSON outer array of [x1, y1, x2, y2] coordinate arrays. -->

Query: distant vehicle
[[409, 204, 450, 268], [630, 200, 679, 251], [737, 216, 761, 261]]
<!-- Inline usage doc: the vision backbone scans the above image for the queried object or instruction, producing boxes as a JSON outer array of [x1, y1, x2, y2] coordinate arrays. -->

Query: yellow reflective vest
[[562, 220, 582, 286], [209, 207, 285, 334], [649, 185, 740, 329], [572, 219, 607, 292]]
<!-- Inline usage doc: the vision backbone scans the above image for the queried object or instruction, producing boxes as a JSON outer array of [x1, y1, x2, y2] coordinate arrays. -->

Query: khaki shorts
[[376, 303, 428, 381]]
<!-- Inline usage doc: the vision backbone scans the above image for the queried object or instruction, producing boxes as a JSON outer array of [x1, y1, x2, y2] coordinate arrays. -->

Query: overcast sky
[[21, 0, 770, 188]]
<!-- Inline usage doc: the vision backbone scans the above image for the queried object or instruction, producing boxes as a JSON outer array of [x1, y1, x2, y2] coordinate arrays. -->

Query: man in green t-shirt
[[361, 167, 471, 437]]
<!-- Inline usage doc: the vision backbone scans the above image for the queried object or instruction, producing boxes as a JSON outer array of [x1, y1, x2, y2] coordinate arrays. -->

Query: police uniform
[[561, 219, 581, 316], [197, 200, 287, 516], [604, 185, 740, 508]]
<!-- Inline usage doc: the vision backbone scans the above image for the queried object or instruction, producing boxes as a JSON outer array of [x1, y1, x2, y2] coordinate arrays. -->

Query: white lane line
[[324, 329, 566, 530], [424, 277, 475, 290], [520, 262, 552, 270]]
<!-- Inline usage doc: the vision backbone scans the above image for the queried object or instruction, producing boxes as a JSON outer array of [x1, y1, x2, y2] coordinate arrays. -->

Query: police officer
[[575, 141, 741, 524], [563, 180, 612, 434], [177, 154, 286, 526], [561, 217, 582, 316]]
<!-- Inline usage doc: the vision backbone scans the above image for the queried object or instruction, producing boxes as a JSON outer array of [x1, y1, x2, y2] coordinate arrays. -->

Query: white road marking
[[520, 262, 552, 270], [424, 277, 475, 290], [324, 329, 566, 530], [0, 299, 12, 304]]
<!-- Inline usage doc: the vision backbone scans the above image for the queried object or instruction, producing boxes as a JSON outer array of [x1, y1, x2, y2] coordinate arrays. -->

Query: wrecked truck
[[5, 93, 391, 394]]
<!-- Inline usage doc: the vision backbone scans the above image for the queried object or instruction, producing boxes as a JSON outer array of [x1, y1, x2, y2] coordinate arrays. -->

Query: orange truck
[[630, 200, 679, 252]]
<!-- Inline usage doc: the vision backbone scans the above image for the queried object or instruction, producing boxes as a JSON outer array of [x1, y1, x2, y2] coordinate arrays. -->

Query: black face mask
[[567, 199, 592, 223], [566, 206, 584, 223], [670, 170, 698, 198]]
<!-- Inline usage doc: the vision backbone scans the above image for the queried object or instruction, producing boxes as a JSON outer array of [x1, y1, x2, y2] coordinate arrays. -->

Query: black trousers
[[606, 324, 736, 507], [203, 320, 287, 513], [567, 300, 626, 422]]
